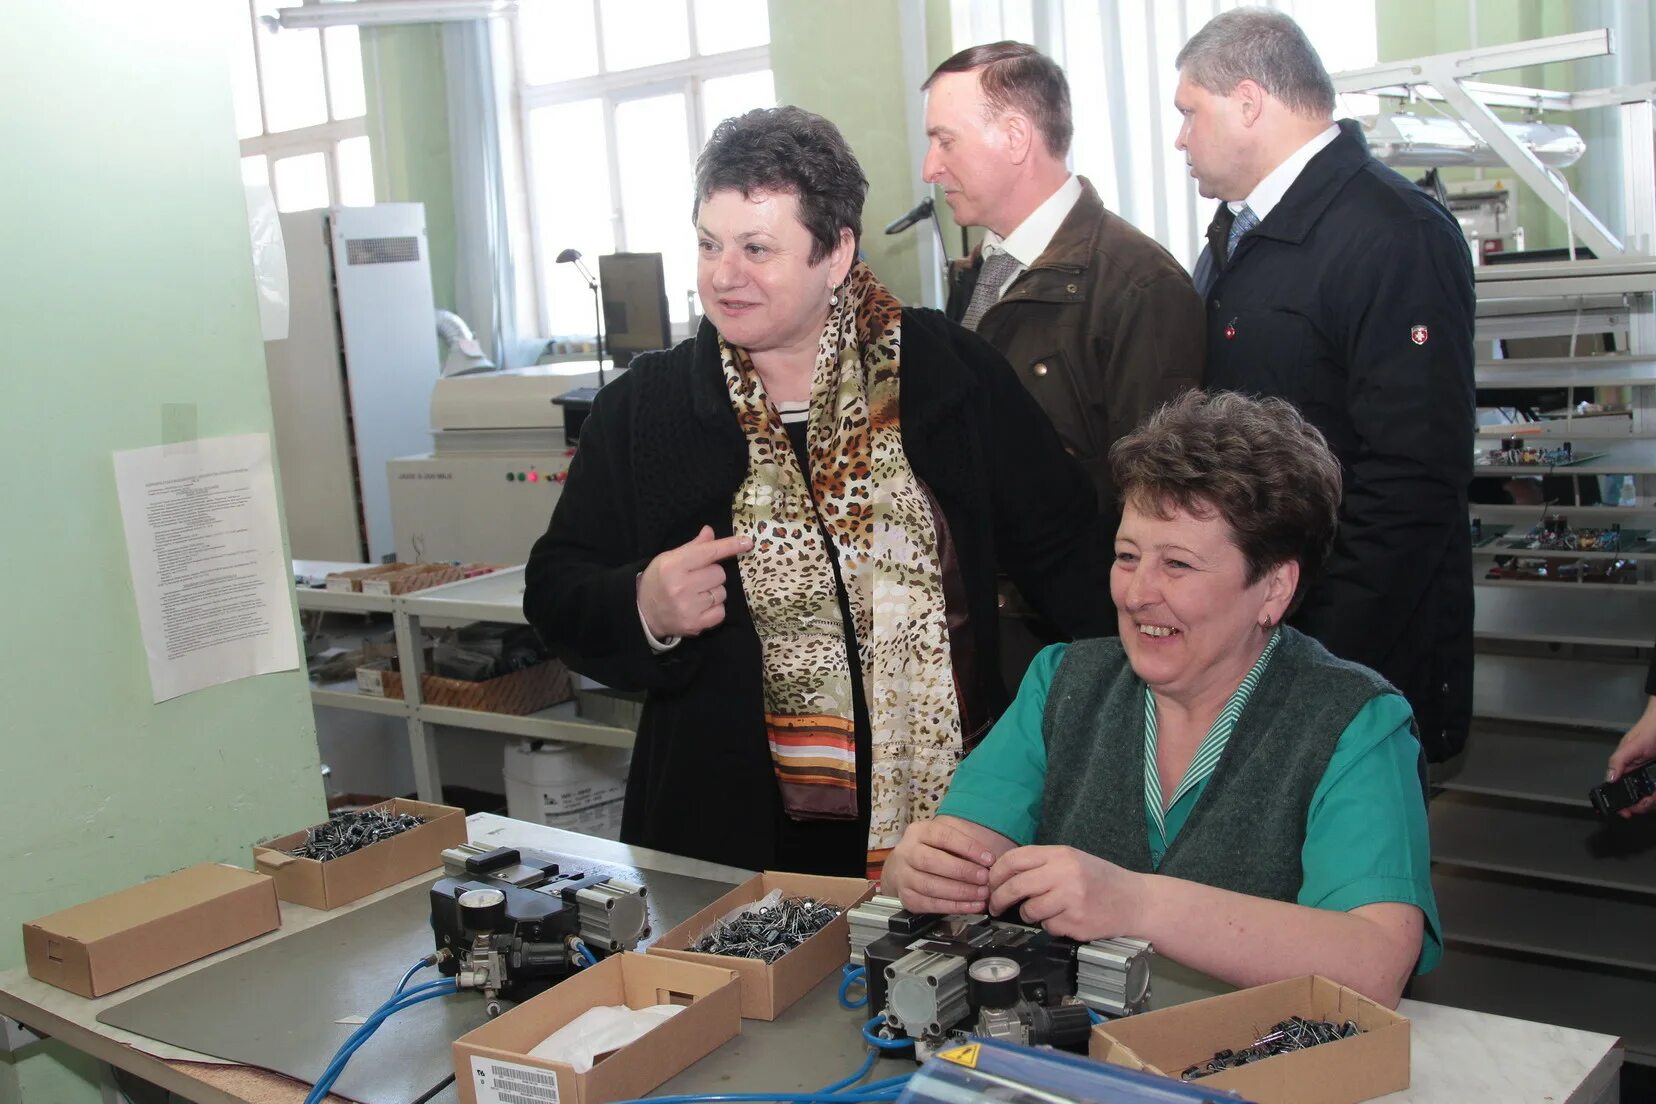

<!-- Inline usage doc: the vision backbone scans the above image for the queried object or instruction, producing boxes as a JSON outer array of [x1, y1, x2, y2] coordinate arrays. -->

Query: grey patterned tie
[[961, 250, 1022, 331], [1226, 204, 1259, 265]]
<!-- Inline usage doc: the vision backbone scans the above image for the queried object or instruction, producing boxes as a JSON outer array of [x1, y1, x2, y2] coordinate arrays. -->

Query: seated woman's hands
[[987, 846, 1147, 943], [637, 526, 753, 640], [882, 816, 1014, 914]]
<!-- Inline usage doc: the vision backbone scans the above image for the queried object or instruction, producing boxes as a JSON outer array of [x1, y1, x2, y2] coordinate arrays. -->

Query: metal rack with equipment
[[1333, 33, 1656, 1064], [297, 564, 636, 805]]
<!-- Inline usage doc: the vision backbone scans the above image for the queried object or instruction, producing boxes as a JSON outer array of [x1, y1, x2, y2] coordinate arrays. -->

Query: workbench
[[0, 814, 1624, 1104]]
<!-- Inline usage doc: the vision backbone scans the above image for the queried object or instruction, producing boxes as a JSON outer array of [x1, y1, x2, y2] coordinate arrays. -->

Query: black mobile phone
[[1589, 763, 1656, 816]]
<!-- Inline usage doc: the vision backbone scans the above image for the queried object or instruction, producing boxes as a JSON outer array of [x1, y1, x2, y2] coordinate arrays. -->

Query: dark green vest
[[1036, 627, 1398, 902]]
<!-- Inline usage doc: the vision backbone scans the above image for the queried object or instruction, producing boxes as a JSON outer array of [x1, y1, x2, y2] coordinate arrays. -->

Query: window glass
[[324, 25, 367, 119], [273, 152, 331, 212], [599, 0, 690, 71], [519, 0, 599, 83], [693, 0, 769, 54], [528, 99, 618, 335], [337, 136, 375, 207], [241, 155, 271, 190], [700, 69, 775, 142], [253, 1, 328, 133], [224, 2, 263, 140], [615, 93, 695, 324]]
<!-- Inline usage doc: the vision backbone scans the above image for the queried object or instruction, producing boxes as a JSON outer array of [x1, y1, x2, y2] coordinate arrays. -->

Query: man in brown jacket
[[924, 41, 1204, 675]]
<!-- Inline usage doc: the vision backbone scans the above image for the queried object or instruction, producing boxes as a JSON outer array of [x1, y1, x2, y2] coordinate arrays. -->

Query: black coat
[[523, 309, 1110, 872], [1201, 119, 1476, 762]]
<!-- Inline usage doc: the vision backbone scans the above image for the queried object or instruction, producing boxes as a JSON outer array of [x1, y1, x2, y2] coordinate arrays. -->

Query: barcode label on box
[[470, 1056, 559, 1104], [356, 667, 385, 696], [361, 579, 393, 595], [325, 577, 356, 592]]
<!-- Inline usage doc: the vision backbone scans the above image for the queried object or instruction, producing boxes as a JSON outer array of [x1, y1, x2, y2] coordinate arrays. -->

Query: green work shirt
[[938, 644, 1443, 974]]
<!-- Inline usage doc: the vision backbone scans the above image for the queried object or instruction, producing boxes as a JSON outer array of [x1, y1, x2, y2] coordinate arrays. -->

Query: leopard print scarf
[[721, 261, 963, 878]]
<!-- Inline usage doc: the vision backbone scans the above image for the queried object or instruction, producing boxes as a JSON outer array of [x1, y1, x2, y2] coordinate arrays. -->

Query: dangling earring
[[830, 290, 840, 307]]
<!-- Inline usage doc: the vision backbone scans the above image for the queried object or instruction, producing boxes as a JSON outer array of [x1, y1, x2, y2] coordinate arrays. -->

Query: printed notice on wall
[[113, 433, 299, 702]]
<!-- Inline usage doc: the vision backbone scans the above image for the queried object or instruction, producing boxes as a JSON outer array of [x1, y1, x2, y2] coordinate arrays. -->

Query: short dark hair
[[923, 41, 1073, 159], [1109, 390, 1342, 613], [1174, 7, 1335, 118], [693, 106, 867, 264]]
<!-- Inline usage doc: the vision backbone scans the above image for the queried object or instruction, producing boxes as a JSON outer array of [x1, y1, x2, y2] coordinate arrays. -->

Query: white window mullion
[[604, 95, 627, 253]]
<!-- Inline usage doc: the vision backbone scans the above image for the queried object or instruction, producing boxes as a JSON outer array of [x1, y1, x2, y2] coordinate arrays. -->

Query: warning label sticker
[[935, 1043, 981, 1068]]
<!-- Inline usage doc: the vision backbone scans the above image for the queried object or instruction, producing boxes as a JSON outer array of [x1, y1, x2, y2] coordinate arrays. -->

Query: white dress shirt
[[1228, 124, 1340, 223], [980, 173, 1084, 297]]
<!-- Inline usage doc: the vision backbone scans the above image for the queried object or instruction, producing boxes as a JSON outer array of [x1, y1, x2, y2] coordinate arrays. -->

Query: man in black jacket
[[1174, 8, 1475, 761]]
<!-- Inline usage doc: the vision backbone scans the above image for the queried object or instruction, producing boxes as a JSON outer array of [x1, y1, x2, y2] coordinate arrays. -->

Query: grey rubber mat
[[98, 849, 735, 1104]]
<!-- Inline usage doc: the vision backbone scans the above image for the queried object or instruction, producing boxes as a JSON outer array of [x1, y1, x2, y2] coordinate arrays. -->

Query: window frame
[[508, 0, 771, 337], [235, 1, 371, 211]]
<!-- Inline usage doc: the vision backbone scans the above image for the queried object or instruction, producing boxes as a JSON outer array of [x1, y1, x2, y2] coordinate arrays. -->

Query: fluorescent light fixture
[[272, 0, 517, 30], [1364, 113, 1585, 169]]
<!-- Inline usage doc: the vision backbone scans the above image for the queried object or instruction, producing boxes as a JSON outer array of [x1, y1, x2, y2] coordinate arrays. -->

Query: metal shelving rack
[[1337, 31, 1656, 1065], [296, 564, 634, 802]]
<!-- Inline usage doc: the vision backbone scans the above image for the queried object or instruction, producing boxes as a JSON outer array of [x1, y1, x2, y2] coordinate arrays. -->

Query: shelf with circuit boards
[[1471, 437, 1656, 475]]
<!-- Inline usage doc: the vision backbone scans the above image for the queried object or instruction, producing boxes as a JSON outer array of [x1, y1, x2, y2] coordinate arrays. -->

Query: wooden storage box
[[380, 659, 573, 715]]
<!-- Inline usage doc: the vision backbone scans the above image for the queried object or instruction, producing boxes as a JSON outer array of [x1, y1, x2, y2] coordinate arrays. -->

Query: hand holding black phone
[[1590, 763, 1656, 816]]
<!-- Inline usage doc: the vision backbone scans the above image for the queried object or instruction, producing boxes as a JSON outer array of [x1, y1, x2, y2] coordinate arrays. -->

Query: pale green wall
[[769, 0, 927, 301], [363, 23, 459, 313], [0, 2, 325, 1101], [1376, 0, 1651, 253]]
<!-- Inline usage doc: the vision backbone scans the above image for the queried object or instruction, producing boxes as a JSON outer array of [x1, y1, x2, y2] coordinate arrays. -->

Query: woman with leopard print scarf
[[524, 107, 1110, 879]]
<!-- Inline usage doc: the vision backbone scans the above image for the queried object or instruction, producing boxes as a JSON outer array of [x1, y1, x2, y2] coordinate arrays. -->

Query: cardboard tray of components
[[453, 952, 741, 1104], [647, 871, 876, 1020], [1090, 975, 1409, 1104], [251, 798, 467, 910], [324, 562, 466, 594], [368, 659, 573, 714], [22, 864, 279, 998]]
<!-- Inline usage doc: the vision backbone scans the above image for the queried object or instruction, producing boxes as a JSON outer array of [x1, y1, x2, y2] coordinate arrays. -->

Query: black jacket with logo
[[1200, 119, 1476, 761]]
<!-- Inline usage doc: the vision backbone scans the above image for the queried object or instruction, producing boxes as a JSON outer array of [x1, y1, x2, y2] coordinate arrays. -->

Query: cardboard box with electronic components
[[1090, 974, 1409, 1104], [252, 798, 467, 910], [452, 952, 741, 1104], [646, 871, 876, 1020], [22, 864, 279, 998]]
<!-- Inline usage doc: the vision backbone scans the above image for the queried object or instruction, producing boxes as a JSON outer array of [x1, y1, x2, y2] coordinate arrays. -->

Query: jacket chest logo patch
[[1224, 317, 1238, 340], [1411, 324, 1429, 345]]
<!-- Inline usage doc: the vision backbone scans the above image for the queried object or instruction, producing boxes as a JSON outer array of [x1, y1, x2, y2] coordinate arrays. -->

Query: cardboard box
[[1090, 975, 1409, 1104], [646, 871, 875, 1020], [22, 864, 279, 998], [453, 952, 741, 1104], [252, 798, 466, 910]]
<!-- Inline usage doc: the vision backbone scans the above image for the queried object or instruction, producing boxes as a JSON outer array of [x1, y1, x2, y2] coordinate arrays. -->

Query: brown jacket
[[947, 177, 1205, 516]]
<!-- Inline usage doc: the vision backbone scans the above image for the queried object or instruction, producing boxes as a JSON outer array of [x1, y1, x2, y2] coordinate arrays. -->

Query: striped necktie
[[961, 250, 1022, 331], [1226, 204, 1259, 264]]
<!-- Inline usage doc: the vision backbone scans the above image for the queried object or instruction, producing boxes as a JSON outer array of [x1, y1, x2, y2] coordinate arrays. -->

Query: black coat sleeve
[[945, 320, 1114, 640], [521, 379, 707, 691], [1294, 217, 1475, 666]]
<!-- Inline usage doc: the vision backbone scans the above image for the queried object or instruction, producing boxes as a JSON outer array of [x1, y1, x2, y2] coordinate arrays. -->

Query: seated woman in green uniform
[[882, 390, 1439, 1008]]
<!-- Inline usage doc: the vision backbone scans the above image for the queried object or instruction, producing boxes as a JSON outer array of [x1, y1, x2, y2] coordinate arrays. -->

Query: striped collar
[[1143, 629, 1282, 843]]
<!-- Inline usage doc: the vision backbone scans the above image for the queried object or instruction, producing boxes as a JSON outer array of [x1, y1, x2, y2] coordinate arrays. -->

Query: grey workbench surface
[[0, 814, 1624, 1104]]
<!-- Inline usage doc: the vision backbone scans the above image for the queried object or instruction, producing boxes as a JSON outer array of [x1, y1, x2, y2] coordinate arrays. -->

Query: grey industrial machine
[[264, 203, 440, 563]]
